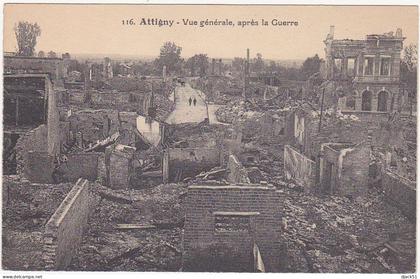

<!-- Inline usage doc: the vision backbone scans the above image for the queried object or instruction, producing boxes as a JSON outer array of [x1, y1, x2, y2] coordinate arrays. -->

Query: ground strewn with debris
[[68, 183, 186, 271], [282, 185, 415, 273], [2, 176, 73, 270]]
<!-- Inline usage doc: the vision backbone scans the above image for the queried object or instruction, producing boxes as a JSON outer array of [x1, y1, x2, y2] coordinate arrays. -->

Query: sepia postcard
[[1, 2, 418, 277]]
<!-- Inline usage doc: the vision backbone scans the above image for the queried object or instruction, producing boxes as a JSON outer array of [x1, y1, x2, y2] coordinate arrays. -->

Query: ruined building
[[324, 26, 405, 112], [4, 55, 67, 86], [3, 74, 60, 175]]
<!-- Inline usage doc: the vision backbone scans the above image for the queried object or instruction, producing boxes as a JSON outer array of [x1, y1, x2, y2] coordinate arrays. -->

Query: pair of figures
[[188, 97, 197, 106]]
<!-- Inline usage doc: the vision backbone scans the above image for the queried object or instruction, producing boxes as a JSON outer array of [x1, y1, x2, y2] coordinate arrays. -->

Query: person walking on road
[[188, 97, 192, 106], [193, 97, 197, 106]]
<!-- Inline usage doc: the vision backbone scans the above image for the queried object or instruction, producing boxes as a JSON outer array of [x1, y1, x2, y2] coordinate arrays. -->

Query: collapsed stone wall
[[227, 154, 250, 184], [15, 125, 48, 177], [382, 171, 416, 221], [58, 152, 102, 182], [67, 89, 144, 111], [323, 143, 371, 196], [43, 179, 92, 270], [68, 109, 164, 148], [189, 76, 242, 104], [67, 88, 174, 122], [293, 110, 406, 161], [69, 109, 120, 144], [24, 151, 55, 183], [4, 56, 66, 81], [283, 145, 316, 192], [15, 117, 69, 182], [46, 77, 61, 156], [239, 111, 287, 144], [164, 148, 221, 182], [108, 145, 136, 189], [320, 142, 371, 197], [337, 144, 371, 197], [183, 185, 285, 272]]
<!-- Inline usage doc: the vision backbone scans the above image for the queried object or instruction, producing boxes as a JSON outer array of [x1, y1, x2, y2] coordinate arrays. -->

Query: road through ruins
[[165, 83, 209, 124]]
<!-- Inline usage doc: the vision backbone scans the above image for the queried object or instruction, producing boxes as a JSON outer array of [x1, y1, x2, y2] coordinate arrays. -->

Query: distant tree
[[186, 56, 196, 76], [301, 54, 323, 79], [402, 44, 417, 71], [232, 57, 245, 72], [47, 51, 57, 58], [38, 50, 45, 58], [14, 21, 41, 56], [400, 44, 418, 112], [253, 53, 264, 73], [154, 42, 183, 74], [62, 52, 71, 59], [187, 54, 209, 77]]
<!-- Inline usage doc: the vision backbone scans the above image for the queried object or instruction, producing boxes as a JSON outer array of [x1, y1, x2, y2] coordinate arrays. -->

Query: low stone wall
[[24, 151, 55, 183], [227, 154, 250, 184], [43, 178, 91, 270], [58, 152, 102, 182], [284, 145, 316, 192], [341, 110, 389, 123], [382, 171, 416, 221]]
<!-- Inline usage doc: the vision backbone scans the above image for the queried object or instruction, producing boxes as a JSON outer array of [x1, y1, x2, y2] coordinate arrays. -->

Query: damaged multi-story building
[[282, 27, 415, 214], [323, 26, 405, 112], [3, 73, 61, 175]]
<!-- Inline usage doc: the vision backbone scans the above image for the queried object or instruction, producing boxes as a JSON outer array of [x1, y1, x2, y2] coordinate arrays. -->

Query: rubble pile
[[215, 97, 305, 124], [96, 77, 168, 93], [153, 93, 175, 122], [215, 99, 261, 124], [2, 176, 73, 270], [184, 166, 229, 185], [191, 76, 242, 104], [246, 145, 284, 184], [69, 109, 120, 144], [282, 186, 416, 273], [69, 183, 186, 271], [165, 122, 227, 148]]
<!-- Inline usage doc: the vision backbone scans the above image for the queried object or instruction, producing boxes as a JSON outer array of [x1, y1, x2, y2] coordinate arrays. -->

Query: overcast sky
[[3, 4, 418, 60]]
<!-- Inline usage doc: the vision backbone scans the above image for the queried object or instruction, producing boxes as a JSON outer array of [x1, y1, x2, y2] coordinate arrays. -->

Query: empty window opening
[[345, 95, 356, 110], [215, 216, 251, 233], [333, 58, 343, 77], [364, 57, 374, 75], [380, 57, 391, 76], [377, 91, 388, 112], [347, 58, 356, 77], [362, 90, 373, 111]]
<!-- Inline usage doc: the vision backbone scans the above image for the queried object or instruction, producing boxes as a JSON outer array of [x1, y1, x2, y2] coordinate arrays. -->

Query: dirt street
[[165, 84, 208, 124]]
